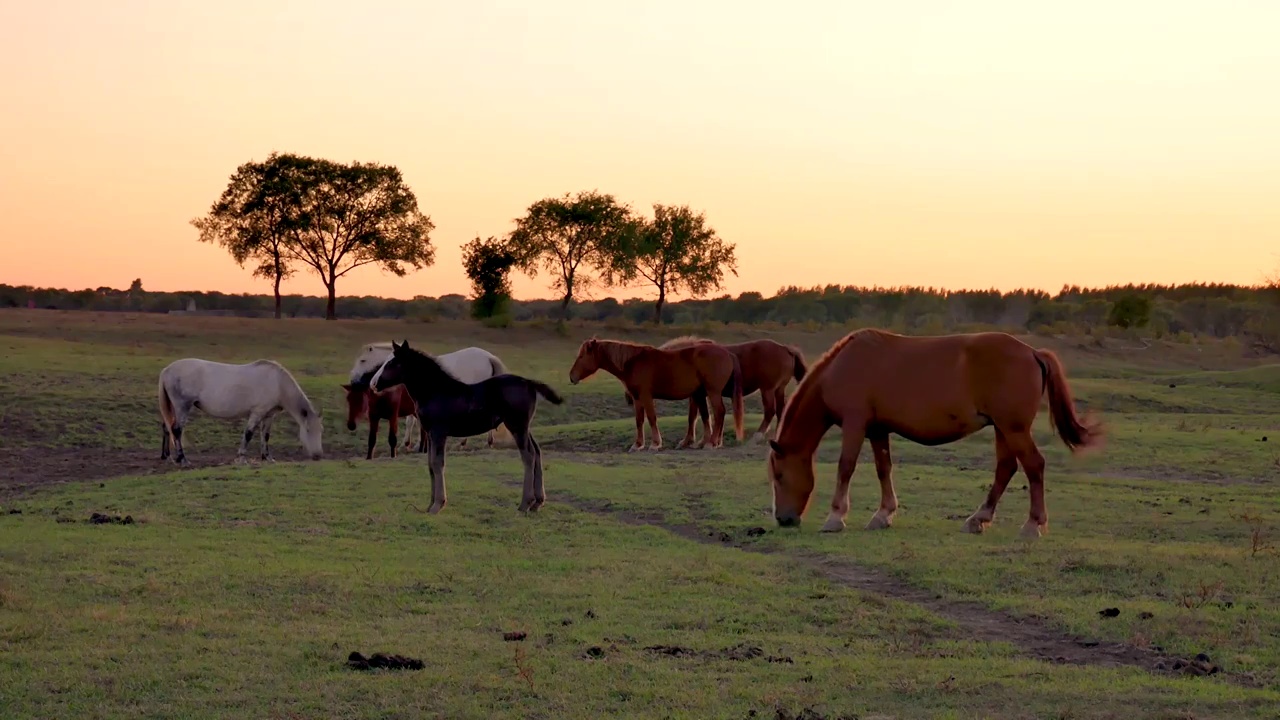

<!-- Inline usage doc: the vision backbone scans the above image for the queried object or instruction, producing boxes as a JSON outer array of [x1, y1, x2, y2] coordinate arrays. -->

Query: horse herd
[[156, 329, 1103, 538]]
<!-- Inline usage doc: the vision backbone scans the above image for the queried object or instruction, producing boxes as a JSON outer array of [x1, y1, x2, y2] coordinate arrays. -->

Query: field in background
[[1, 309, 1278, 719]]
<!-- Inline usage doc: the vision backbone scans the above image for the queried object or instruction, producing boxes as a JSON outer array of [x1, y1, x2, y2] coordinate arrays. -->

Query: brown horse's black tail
[[1033, 349, 1103, 453], [730, 355, 745, 441], [529, 379, 565, 405], [788, 345, 808, 382]]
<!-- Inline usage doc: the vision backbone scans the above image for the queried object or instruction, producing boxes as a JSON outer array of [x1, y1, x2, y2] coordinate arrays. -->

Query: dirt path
[[546, 490, 1262, 689]]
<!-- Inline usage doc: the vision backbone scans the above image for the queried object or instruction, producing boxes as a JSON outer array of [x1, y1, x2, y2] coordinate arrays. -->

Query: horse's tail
[[1032, 349, 1104, 454], [623, 391, 634, 406], [730, 354, 745, 441], [157, 373, 176, 452], [490, 354, 509, 377], [529, 379, 565, 405], [788, 345, 808, 382]]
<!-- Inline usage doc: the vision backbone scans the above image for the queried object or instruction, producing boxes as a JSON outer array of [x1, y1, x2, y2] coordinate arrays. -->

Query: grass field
[[1, 309, 1279, 719]]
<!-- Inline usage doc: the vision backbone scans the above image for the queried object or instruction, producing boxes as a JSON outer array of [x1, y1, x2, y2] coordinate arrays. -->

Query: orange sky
[[2, 0, 1278, 301]]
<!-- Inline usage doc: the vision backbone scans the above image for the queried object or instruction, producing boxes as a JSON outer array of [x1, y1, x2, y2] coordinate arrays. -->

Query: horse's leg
[[864, 435, 899, 531], [458, 436, 469, 450], [529, 435, 545, 507], [820, 424, 867, 533], [770, 388, 787, 439], [259, 412, 276, 462], [388, 413, 399, 459], [237, 411, 266, 465], [366, 416, 379, 460], [160, 421, 170, 461], [676, 397, 698, 449], [629, 396, 645, 452], [1005, 428, 1048, 539], [706, 393, 727, 449], [427, 430, 448, 513], [644, 398, 662, 451], [964, 428, 1019, 534], [754, 388, 776, 443], [692, 394, 710, 450], [170, 403, 192, 466], [513, 426, 536, 512]]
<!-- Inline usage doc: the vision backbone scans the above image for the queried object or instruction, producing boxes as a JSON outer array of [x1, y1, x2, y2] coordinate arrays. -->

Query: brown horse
[[766, 329, 1103, 540], [569, 337, 745, 451], [341, 383, 424, 460], [623, 336, 806, 447]]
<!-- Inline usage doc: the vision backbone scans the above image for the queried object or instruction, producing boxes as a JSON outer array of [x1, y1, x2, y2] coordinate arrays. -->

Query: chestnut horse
[[341, 383, 424, 460], [766, 329, 1103, 540], [623, 336, 806, 446], [569, 337, 745, 451]]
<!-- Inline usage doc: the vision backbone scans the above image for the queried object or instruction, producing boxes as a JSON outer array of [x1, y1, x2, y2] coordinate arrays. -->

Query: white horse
[[353, 342, 512, 449], [158, 358, 324, 465]]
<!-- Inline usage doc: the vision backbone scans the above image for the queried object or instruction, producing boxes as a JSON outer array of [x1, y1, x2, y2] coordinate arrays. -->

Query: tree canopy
[[610, 204, 737, 323], [192, 152, 435, 319], [507, 190, 634, 317], [461, 235, 518, 319]]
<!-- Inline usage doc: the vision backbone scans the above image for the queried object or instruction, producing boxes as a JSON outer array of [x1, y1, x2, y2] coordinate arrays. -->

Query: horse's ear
[[768, 439, 785, 457]]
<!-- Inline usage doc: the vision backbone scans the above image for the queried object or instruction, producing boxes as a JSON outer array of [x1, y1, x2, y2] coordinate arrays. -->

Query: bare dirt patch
[[0, 446, 317, 501]]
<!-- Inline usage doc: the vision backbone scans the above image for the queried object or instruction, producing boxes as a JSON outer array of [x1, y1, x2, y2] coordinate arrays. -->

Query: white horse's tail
[[158, 373, 177, 456], [490, 354, 509, 377]]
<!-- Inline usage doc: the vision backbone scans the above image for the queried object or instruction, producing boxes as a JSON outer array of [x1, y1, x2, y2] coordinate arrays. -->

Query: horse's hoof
[[751, 432, 767, 444], [962, 514, 990, 534], [627, 444, 642, 453], [820, 515, 846, 533], [428, 504, 444, 515], [1018, 520, 1045, 540], [864, 511, 894, 530]]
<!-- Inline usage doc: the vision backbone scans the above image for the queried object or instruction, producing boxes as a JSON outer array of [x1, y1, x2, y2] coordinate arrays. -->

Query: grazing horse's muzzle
[[347, 421, 356, 432], [775, 514, 801, 529]]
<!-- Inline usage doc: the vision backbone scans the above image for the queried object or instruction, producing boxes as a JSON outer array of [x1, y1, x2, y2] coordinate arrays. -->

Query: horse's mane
[[774, 330, 874, 432], [659, 335, 708, 349], [252, 359, 318, 415], [591, 338, 651, 371], [396, 344, 458, 384]]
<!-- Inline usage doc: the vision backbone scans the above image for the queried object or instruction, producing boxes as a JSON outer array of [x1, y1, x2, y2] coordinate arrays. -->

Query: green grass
[[1, 309, 1279, 718], [3, 461, 1277, 719]]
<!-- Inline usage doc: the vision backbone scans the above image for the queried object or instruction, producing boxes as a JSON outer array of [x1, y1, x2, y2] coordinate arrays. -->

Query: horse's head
[[350, 343, 392, 384], [766, 439, 815, 528], [373, 339, 427, 392], [339, 383, 369, 432], [569, 338, 601, 385], [298, 402, 324, 460]]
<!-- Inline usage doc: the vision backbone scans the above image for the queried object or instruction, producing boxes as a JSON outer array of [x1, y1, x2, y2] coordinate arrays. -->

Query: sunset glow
[[2, 0, 1278, 301]]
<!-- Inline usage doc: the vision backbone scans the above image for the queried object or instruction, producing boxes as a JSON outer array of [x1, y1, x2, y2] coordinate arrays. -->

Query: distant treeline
[[4, 281, 1276, 347]]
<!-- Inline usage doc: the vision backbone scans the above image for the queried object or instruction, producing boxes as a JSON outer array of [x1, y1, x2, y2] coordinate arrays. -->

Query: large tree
[[191, 153, 298, 318], [193, 153, 435, 320], [507, 190, 634, 318], [611, 204, 738, 323], [461, 235, 518, 319]]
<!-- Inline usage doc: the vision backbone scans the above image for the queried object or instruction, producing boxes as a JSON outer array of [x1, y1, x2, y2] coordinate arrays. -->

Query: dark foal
[[370, 339, 564, 514], [341, 382, 423, 460]]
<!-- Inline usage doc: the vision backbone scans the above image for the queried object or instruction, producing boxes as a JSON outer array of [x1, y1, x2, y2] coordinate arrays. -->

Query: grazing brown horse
[[341, 383, 424, 460], [569, 337, 745, 451], [623, 336, 806, 447], [766, 329, 1103, 540]]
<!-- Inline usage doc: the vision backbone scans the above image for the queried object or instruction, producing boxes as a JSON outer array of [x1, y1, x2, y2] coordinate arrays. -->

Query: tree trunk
[[272, 272, 283, 320], [654, 286, 666, 325], [560, 280, 573, 319], [325, 282, 337, 320]]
